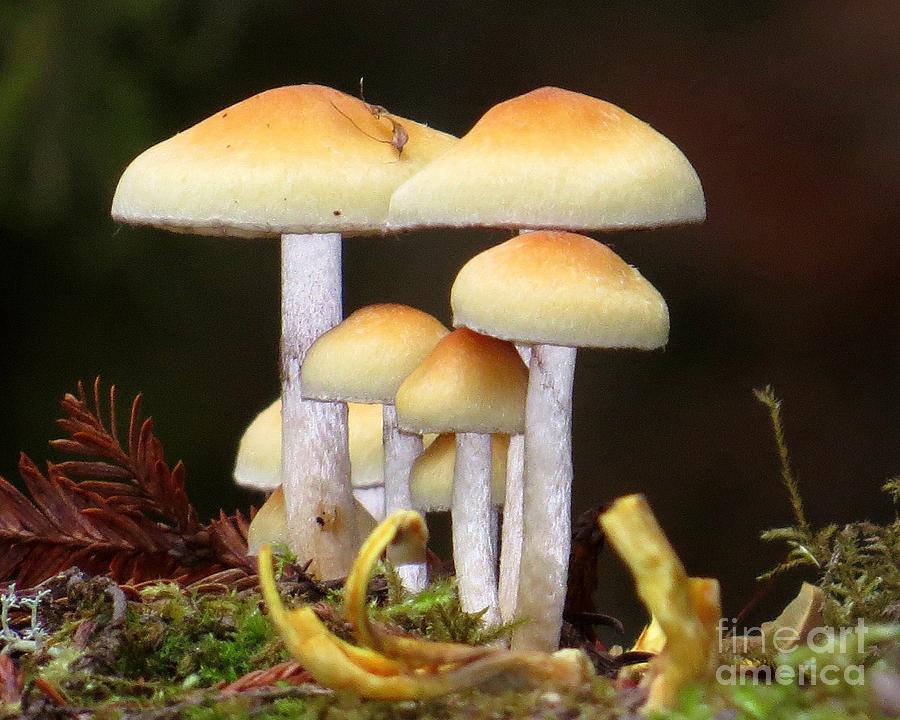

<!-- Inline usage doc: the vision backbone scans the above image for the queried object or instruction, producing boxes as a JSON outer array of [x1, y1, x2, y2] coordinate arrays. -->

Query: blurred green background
[[2, 1, 898, 634]]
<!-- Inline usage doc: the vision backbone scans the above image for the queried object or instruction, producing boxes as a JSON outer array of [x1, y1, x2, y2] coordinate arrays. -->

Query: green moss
[[661, 625, 900, 720], [182, 679, 621, 720], [372, 575, 521, 646], [113, 584, 288, 688], [9, 386, 899, 719], [31, 582, 293, 708], [755, 387, 900, 626]]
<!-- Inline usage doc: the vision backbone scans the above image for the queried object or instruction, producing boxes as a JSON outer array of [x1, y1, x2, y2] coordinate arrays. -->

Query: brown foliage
[[218, 661, 313, 693], [0, 654, 23, 706], [0, 379, 255, 589]]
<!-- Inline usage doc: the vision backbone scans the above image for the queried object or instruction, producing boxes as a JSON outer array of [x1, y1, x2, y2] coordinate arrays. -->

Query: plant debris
[[260, 511, 596, 701], [0, 380, 256, 589]]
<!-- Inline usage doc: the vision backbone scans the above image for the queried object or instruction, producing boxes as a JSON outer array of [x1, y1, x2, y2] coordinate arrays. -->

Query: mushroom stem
[[281, 233, 358, 580], [383, 403, 427, 591], [498, 344, 531, 624], [511, 344, 577, 651], [452, 432, 501, 626]]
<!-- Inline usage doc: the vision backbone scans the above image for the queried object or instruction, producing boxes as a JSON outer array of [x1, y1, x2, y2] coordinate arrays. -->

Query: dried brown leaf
[[0, 379, 253, 590]]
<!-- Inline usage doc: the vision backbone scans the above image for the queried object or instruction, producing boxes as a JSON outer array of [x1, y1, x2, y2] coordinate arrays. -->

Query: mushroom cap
[[234, 399, 386, 490], [247, 486, 291, 554], [233, 399, 282, 491], [388, 86, 704, 232], [410, 433, 509, 511], [302, 304, 449, 404], [246, 486, 377, 556], [452, 231, 669, 349], [112, 84, 457, 238], [395, 328, 528, 434]]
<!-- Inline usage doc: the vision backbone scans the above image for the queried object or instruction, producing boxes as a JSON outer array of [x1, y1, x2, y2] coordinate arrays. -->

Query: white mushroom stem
[[511, 343, 577, 651], [452, 432, 501, 627], [280, 233, 358, 580], [498, 344, 531, 624], [383, 403, 427, 591]]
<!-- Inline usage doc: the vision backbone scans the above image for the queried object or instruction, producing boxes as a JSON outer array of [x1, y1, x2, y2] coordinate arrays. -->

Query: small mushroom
[[452, 231, 669, 651], [113, 85, 455, 579], [235, 399, 384, 553], [246, 486, 378, 557], [301, 304, 449, 591], [233, 397, 283, 493], [247, 486, 290, 555], [396, 328, 527, 626]]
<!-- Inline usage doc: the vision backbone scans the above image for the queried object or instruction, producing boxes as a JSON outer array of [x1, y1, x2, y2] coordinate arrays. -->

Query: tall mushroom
[[395, 328, 527, 625], [301, 304, 449, 590], [452, 231, 669, 651], [388, 86, 705, 622], [112, 85, 455, 579]]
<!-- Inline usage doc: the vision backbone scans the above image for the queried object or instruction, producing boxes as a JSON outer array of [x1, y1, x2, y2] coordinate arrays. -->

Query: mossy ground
[[3, 562, 897, 720]]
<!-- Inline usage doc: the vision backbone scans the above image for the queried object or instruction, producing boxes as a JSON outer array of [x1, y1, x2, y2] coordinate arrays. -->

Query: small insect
[[330, 77, 408, 156], [313, 503, 339, 531]]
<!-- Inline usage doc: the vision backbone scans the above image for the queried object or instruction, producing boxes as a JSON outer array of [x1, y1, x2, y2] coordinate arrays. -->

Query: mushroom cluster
[[113, 84, 704, 652]]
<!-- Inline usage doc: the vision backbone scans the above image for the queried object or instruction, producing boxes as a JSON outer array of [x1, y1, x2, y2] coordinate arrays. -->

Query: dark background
[[2, 1, 898, 635]]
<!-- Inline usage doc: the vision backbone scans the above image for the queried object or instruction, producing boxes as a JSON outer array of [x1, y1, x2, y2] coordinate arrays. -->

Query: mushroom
[[395, 328, 527, 625], [388, 86, 704, 232], [233, 397, 283, 493], [301, 304, 449, 590], [112, 85, 456, 579], [234, 399, 387, 551], [409, 432, 509, 560], [387, 86, 705, 624], [246, 486, 377, 557], [452, 231, 669, 651]]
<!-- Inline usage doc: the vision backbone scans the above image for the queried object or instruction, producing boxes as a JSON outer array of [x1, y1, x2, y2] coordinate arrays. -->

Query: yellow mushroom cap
[[410, 433, 509, 511], [234, 399, 386, 490], [302, 304, 449, 404], [247, 486, 290, 554], [388, 86, 704, 232], [247, 486, 377, 556], [452, 231, 669, 349], [395, 328, 528, 435], [112, 84, 457, 238], [233, 399, 282, 491]]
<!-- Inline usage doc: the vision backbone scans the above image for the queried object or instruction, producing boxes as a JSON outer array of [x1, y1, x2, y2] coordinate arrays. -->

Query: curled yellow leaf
[[600, 495, 721, 712], [343, 509, 498, 667], [258, 511, 596, 700]]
